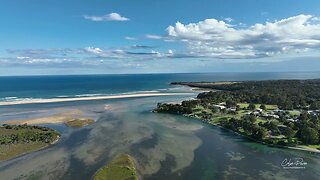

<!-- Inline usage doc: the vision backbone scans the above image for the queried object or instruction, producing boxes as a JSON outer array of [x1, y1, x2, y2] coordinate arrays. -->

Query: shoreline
[[0, 93, 192, 106], [160, 81, 320, 154], [0, 132, 61, 162], [180, 114, 320, 154], [0, 125, 62, 162]]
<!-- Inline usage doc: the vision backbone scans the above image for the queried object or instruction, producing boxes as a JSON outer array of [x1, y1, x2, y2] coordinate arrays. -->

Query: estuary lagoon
[[0, 94, 319, 180]]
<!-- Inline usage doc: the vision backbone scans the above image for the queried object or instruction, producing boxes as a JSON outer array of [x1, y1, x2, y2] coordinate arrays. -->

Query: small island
[[156, 80, 320, 152], [65, 118, 95, 128], [0, 124, 60, 161], [93, 154, 139, 180]]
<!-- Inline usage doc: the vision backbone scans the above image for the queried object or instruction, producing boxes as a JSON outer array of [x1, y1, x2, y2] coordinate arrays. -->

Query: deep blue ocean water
[[1, 72, 320, 102]]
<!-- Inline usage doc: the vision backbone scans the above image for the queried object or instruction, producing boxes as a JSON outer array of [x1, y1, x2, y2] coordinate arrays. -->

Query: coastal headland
[[156, 79, 320, 153]]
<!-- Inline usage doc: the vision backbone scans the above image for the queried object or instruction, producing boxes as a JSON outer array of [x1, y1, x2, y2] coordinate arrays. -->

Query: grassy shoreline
[[184, 114, 320, 154], [156, 80, 320, 154], [0, 124, 60, 161], [93, 154, 139, 180]]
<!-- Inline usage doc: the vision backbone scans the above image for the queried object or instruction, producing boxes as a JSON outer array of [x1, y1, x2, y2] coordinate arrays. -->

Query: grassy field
[[65, 118, 95, 128], [298, 145, 320, 150], [94, 154, 138, 180], [0, 125, 60, 161], [289, 110, 301, 116], [0, 142, 47, 161], [191, 104, 270, 125], [238, 103, 278, 110]]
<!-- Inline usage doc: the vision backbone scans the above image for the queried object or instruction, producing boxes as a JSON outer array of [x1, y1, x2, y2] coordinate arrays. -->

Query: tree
[[260, 104, 266, 110], [248, 114, 256, 124], [266, 120, 279, 133], [310, 101, 320, 110], [210, 106, 219, 113], [248, 103, 256, 110], [236, 105, 241, 111], [226, 100, 237, 108], [283, 127, 295, 141], [253, 127, 268, 140], [300, 127, 319, 145]]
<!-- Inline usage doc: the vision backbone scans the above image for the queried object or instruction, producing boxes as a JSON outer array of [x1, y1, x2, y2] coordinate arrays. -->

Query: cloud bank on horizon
[[4, 14, 320, 62]]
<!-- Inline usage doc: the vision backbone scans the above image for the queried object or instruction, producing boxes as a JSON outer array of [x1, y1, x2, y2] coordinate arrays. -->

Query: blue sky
[[1, 0, 320, 75]]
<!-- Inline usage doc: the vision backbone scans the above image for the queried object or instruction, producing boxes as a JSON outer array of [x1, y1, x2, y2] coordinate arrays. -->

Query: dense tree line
[[193, 80, 320, 110]]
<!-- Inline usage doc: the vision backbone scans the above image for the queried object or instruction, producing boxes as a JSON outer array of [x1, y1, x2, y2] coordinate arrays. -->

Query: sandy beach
[[4, 109, 87, 125], [0, 93, 192, 106]]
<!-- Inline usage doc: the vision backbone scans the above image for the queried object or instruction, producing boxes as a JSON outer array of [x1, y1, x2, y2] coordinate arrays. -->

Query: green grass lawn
[[0, 142, 47, 161], [94, 154, 138, 180], [238, 103, 278, 110], [289, 110, 301, 116], [298, 145, 320, 150]]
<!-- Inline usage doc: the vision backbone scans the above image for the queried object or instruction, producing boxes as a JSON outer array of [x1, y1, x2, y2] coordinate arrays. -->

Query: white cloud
[[224, 17, 233, 23], [84, 47, 103, 55], [166, 14, 320, 58], [145, 34, 163, 40], [84, 12, 129, 22], [125, 36, 137, 40]]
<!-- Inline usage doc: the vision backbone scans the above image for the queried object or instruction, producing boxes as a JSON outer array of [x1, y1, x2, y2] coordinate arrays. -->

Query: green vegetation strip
[[94, 154, 138, 180], [65, 118, 95, 128], [0, 124, 60, 161]]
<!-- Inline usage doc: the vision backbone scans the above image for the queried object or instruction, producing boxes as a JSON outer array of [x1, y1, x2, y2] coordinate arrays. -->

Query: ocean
[[1, 72, 320, 102]]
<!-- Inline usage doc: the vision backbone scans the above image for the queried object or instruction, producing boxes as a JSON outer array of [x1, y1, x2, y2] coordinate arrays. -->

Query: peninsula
[[156, 79, 320, 152], [0, 124, 60, 161]]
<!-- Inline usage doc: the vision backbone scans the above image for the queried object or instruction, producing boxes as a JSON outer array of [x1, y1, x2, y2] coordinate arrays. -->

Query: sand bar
[[4, 109, 85, 125], [0, 93, 193, 106]]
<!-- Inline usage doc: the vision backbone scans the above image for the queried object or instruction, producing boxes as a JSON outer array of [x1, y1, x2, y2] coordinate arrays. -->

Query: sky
[[0, 0, 320, 75]]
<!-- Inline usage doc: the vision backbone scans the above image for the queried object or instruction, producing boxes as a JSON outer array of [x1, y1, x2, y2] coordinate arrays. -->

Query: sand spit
[[0, 93, 192, 106], [4, 109, 87, 125]]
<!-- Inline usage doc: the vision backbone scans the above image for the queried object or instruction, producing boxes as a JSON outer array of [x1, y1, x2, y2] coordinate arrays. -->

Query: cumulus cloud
[[84, 12, 129, 21], [166, 14, 320, 58], [224, 17, 233, 23], [84, 47, 103, 55]]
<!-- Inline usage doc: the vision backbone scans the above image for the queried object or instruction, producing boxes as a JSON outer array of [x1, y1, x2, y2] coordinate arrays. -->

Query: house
[[213, 104, 226, 110], [287, 118, 298, 122]]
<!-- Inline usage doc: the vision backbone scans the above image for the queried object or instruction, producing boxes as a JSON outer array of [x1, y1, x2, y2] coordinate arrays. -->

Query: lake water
[[0, 72, 320, 179]]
